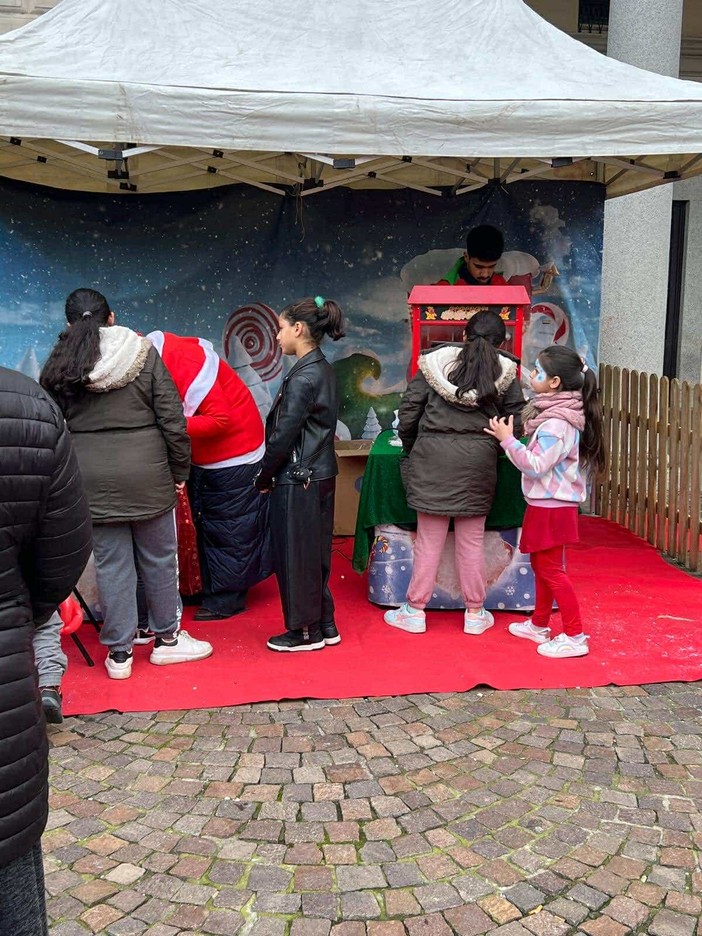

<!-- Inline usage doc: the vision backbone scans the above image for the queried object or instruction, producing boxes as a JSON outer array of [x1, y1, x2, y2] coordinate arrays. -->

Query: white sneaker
[[463, 608, 494, 635], [537, 633, 589, 658], [105, 650, 133, 680], [384, 603, 426, 634], [149, 630, 213, 666], [509, 619, 551, 644]]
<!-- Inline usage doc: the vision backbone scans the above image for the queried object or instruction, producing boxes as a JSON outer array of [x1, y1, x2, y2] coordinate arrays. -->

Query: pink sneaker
[[384, 603, 426, 634], [463, 608, 494, 635]]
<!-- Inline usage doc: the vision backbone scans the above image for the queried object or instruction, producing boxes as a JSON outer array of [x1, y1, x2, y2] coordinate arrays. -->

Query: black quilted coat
[[0, 368, 92, 868]]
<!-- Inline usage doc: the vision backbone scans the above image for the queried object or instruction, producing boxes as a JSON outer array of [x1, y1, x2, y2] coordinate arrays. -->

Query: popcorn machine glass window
[[407, 285, 529, 376]]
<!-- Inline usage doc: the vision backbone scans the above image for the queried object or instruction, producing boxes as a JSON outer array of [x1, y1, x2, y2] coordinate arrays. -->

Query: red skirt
[[519, 503, 580, 554]]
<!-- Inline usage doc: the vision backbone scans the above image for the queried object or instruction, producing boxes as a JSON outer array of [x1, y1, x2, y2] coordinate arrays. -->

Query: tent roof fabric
[[2, 0, 702, 196]]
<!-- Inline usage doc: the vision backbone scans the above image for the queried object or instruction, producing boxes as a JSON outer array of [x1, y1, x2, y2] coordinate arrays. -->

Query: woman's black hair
[[446, 309, 506, 407], [538, 345, 606, 476], [40, 288, 112, 406], [281, 297, 346, 345]]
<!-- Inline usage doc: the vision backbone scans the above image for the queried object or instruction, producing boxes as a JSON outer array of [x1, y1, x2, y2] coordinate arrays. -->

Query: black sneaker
[[320, 622, 341, 646], [267, 628, 325, 652], [134, 626, 156, 645], [41, 687, 63, 725]]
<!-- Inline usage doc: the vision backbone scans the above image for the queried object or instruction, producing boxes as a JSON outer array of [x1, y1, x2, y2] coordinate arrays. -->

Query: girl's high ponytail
[[581, 366, 606, 476], [319, 299, 346, 342], [539, 346, 606, 476], [280, 296, 346, 345]]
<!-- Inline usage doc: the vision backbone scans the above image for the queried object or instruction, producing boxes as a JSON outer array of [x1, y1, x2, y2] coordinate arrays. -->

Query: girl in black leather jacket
[[255, 296, 345, 651]]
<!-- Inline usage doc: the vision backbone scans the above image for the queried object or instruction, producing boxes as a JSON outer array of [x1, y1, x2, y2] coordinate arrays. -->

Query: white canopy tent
[[2, 0, 702, 197]]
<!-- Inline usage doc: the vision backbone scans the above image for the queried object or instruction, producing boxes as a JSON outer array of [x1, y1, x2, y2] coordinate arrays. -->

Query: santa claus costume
[[148, 331, 272, 619]]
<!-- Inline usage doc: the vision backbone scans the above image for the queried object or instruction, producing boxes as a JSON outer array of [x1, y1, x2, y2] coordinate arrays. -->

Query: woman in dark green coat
[[385, 310, 525, 638], [41, 288, 212, 680]]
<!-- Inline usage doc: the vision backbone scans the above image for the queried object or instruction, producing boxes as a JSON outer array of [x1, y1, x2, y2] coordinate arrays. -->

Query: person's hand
[[175, 481, 186, 493], [484, 415, 514, 442], [254, 475, 272, 494]]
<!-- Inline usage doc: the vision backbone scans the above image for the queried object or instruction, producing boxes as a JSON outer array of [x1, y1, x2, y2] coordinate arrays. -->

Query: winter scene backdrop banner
[[0, 179, 604, 439]]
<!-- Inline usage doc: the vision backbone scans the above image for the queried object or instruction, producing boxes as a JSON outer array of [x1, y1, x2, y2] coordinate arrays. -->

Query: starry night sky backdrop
[[0, 179, 604, 433]]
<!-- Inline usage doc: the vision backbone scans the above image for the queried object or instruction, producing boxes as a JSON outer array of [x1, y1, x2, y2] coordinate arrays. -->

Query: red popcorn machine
[[408, 285, 529, 376]]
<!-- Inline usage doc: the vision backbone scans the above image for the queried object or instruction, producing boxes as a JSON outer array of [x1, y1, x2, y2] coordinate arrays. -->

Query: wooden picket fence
[[594, 364, 702, 574]]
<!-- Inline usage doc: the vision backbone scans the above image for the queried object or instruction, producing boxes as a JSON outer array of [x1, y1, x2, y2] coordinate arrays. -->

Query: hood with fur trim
[[87, 325, 151, 392], [418, 345, 518, 408]]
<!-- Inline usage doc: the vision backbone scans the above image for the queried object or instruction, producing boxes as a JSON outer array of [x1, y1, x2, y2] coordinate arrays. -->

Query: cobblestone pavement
[[46, 683, 702, 936]]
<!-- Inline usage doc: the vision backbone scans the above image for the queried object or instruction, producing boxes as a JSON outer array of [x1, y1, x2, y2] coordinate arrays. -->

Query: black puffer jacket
[[258, 348, 338, 488], [0, 367, 92, 869], [399, 346, 525, 516]]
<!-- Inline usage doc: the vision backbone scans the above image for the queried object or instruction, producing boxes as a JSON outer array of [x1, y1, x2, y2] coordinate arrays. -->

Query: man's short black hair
[[465, 224, 504, 262]]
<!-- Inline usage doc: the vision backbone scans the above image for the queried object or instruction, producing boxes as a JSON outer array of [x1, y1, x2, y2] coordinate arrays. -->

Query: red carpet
[[63, 517, 702, 715]]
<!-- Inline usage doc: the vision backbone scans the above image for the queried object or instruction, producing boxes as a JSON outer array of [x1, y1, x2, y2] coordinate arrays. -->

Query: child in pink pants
[[385, 310, 525, 635]]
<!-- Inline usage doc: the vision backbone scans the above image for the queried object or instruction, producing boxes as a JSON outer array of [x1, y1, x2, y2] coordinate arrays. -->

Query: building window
[[578, 1, 610, 34]]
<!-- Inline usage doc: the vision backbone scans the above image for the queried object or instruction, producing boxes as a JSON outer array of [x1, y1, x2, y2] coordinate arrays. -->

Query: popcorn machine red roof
[[407, 285, 530, 376]]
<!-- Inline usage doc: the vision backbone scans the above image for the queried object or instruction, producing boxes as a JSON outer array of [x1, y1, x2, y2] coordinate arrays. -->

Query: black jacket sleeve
[[498, 376, 527, 438], [258, 374, 314, 486], [150, 350, 191, 482], [26, 413, 93, 624], [398, 373, 430, 454]]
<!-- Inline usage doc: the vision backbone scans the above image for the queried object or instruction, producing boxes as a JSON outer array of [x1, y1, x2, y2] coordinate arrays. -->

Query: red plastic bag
[[176, 486, 202, 596]]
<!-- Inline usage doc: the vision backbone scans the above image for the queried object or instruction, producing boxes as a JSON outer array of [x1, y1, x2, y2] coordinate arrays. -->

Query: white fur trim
[[146, 330, 165, 356], [418, 346, 517, 407], [88, 326, 150, 392], [184, 338, 220, 418], [146, 331, 220, 417]]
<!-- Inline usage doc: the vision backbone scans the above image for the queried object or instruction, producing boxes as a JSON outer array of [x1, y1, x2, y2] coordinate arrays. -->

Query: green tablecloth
[[352, 429, 526, 572]]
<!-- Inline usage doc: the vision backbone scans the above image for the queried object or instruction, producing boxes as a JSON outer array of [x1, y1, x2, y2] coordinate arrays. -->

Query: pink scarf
[[522, 390, 585, 436]]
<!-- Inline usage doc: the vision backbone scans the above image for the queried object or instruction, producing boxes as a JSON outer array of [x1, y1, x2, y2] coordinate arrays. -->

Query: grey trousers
[[33, 611, 67, 688], [92, 510, 180, 653], [0, 843, 48, 936]]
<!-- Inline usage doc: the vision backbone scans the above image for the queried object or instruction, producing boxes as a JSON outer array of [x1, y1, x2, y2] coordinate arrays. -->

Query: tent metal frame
[[3, 136, 702, 198]]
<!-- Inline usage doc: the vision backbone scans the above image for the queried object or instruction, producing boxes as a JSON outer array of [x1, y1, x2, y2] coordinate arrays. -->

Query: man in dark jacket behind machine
[[0, 367, 92, 935]]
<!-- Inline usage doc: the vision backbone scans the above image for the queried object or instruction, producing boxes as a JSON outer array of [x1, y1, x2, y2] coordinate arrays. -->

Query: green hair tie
[[314, 295, 325, 309]]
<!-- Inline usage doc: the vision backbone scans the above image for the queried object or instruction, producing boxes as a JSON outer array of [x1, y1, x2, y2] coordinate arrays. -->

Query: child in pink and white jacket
[[485, 345, 605, 658]]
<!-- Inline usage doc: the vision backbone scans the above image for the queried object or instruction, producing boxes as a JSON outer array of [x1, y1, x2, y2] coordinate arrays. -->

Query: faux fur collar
[[87, 326, 151, 392], [418, 345, 517, 408]]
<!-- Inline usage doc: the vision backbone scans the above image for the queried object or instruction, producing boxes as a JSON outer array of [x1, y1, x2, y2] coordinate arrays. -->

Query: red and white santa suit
[[147, 331, 264, 467], [148, 331, 272, 619]]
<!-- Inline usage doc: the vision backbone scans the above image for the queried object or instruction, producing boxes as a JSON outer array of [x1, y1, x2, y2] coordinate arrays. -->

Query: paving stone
[[248, 920, 288, 936], [302, 893, 340, 919], [567, 883, 609, 910], [478, 894, 522, 925], [385, 888, 422, 916], [404, 913, 454, 936], [414, 883, 462, 912], [339, 891, 382, 920], [503, 882, 545, 912], [648, 910, 698, 936], [247, 865, 292, 891], [201, 909, 245, 935], [443, 904, 494, 936], [519, 911, 570, 936], [367, 923, 406, 936], [604, 895, 652, 928], [336, 865, 387, 891], [383, 861, 425, 887]]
